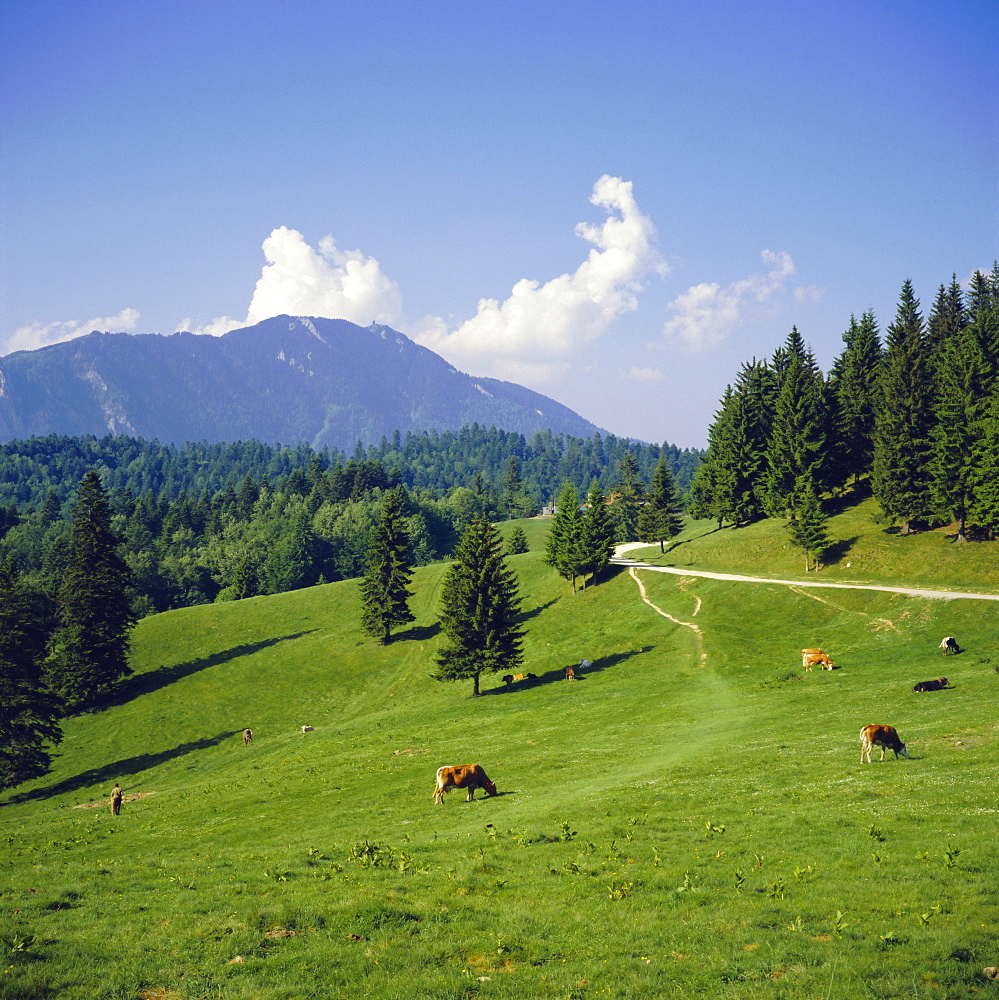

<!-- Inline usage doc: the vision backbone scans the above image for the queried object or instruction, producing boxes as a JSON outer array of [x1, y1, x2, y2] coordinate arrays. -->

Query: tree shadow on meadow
[[483, 646, 654, 695], [822, 536, 860, 565], [5, 730, 240, 805], [394, 622, 440, 642], [110, 630, 318, 705], [516, 598, 558, 623]]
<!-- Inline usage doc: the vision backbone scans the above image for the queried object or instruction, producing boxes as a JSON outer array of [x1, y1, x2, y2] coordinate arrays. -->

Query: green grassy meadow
[[2, 510, 999, 999]]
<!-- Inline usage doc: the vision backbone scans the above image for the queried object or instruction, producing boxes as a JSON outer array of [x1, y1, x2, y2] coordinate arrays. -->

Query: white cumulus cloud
[[4, 308, 141, 355], [413, 175, 664, 379], [180, 227, 402, 336], [663, 250, 796, 350]]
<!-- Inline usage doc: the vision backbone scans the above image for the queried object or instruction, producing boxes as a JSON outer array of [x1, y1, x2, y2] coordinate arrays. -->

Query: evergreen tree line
[[0, 429, 698, 615], [545, 456, 685, 592], [0, 426, 702, 514], [689, 266, 999, 547]]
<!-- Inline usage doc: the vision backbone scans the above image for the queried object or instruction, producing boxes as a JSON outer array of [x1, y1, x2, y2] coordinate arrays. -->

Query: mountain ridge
[[0, 316, 607, 450]]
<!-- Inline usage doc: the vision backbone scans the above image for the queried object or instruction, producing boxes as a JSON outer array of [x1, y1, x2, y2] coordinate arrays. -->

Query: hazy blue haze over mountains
[[0, 316, 606, 450]]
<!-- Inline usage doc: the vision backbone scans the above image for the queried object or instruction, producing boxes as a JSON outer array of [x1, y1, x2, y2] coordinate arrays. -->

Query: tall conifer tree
[[0, 564, 62, 789], [827, 311, 882, 487], [433, 517, 523, 697], [545, 482, 586, 592], [764, 328, 828, 516], [581, 480, 615, 584], [872, 280, 934, 534], [637, 458, 683, 552], [609, 453, 647, 542], [46, 472, 137, 710], [786, 478, 832, 572], [360, 486, 415, 643], [926, 275, 968, 351], [930, 327, 990, 542]]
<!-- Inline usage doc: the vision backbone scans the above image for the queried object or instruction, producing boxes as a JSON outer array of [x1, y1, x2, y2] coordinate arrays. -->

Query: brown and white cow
[[564, 665, 575, 680], [433, 764, 498, 805], [803, 651, 834, 671], [913, 678, 949, 693], [860, 724, 910, 763]]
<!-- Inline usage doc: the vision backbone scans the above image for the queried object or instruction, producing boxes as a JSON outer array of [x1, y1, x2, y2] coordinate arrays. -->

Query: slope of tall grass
[[2, 505, 998, 999]]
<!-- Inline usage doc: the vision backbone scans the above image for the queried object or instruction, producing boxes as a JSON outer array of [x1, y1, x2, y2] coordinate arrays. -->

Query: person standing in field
[[110, 782, 123, 816]]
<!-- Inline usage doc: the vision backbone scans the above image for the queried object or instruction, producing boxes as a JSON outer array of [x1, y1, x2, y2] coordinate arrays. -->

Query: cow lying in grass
[[860, 724, 910, 763], [913, 678, 950, 693], [432, 764, 497, 805]]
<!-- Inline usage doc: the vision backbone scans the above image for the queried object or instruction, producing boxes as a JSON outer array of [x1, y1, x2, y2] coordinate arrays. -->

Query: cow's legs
[[466, 788, 475, 801]]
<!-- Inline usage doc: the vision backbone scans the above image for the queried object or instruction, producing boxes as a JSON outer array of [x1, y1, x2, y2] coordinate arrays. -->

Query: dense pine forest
[[690, 265, 999, 554], [0, 426, 699, 615]]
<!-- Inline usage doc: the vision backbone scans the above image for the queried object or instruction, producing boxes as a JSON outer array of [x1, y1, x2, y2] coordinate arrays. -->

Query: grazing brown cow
[[242, 728, 253, 746], [801, 647, 824, 667], [803, 652, 834, 671], [913, 678, 949, 693], [860, 724, 910, 763], [565, 665, 575, 680], [433, 764, 498, 805]]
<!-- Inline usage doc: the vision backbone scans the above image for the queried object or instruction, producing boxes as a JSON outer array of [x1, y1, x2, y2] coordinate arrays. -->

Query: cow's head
[[484, 779, 498, 797], [897, 742, 910, 758]]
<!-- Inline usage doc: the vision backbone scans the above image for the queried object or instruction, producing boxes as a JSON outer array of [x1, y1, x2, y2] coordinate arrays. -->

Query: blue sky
[[2, 0, 996, 448]]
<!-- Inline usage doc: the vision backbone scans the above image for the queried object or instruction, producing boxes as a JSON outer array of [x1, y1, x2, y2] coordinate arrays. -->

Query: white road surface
[[612, 543, 999, 603]]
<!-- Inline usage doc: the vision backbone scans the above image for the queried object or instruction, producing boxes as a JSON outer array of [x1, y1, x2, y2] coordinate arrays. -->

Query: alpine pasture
[[2, 511, 998, 999]]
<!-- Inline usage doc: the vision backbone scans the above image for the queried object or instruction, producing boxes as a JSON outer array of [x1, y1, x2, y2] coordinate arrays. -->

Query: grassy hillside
[[2, 508, 998, 999]]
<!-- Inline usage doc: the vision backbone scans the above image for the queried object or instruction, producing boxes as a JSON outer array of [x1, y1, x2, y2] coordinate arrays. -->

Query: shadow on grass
[[111, 630, 317, 705], [483, 647, 653, 695], [516, 598, 558, 623], [394, 622, 440, 642], [822, 536, 860, 565], [6, 731, 240, 805]]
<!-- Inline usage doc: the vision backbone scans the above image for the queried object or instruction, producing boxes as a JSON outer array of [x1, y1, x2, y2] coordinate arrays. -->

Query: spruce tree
[[505, 525, 529, 555], [972, 386, 999, 537], [433, 517, 523, 697], [359, 486, 415, 643], [764, 328, 828, 516], [581, 480, 615, 585], [688, 388, 738, 527], [0, 564, 62, 790], [926, 276, 968, 351], [872, 280, 934, 534], [930, 328, 990, 542], [230, 555, 258, 600], [786, 477, 832, 571], [545, 482, 586, 592], [827, 311, 882, 487], [724, 362, 774, 523], [502, 456, 533, 519], [46, 471, 137, 711], [636, 458, 683, 552], [610, 453, 647, 542]]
